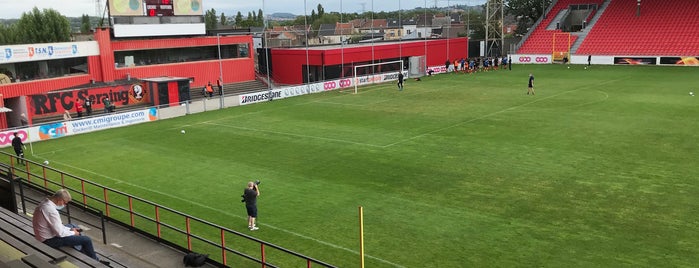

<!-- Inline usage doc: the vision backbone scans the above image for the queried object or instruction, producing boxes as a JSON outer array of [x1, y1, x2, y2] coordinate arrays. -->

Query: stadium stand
[[517, 0, 604, 55], [576, 0, 699, 55], [190, 80, 268, 101], [0, 206, 107, 267]]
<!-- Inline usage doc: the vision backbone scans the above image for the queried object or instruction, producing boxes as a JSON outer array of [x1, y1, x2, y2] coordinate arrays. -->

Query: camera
[[240, 195, 245, 202], [255, 180, 261, 185]]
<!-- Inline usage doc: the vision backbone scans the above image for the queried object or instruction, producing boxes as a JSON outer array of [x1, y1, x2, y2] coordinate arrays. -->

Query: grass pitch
[[14, 64, 699, 267]]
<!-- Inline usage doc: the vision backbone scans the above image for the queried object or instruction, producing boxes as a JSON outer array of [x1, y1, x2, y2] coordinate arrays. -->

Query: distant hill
[[270, 13, 296, 19]]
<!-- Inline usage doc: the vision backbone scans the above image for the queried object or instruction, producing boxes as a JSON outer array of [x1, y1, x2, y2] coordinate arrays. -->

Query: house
[[317, 24, 337, 44], [416, 14, 435, 38], [401, 18, 418, 39], [384, 19, 403, 40]]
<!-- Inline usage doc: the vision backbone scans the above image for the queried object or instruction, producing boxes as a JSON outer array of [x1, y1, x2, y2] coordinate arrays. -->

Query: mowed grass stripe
[[10, 65, 699, 267]]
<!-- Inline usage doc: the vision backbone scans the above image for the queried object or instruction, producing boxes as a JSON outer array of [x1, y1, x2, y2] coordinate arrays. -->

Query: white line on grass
[[383, 79, 624, 148], [39, 158, 404, 267], [203, 122, 386, 148]]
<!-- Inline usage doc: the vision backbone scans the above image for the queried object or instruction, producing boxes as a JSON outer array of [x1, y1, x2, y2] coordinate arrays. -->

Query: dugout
[[269, 38, 468, 85], [141, 77, 192, 107]]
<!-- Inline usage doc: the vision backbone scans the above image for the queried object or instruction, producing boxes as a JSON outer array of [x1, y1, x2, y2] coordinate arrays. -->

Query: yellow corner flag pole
[[359, 206, 365, 268]]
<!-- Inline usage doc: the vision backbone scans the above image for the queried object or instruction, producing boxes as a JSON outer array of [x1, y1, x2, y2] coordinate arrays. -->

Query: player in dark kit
[[527, 74, 535, 95], [11, 132, 25, 164], [397, 72, 404, 91]]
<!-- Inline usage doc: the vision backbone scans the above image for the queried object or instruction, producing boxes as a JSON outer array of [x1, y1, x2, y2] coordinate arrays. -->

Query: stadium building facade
[[0, 28, 254, 129], [270, 38, 468, 85]]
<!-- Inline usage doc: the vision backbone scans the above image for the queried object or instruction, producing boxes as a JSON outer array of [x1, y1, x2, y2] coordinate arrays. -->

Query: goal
[[351, 60, 405, 94]]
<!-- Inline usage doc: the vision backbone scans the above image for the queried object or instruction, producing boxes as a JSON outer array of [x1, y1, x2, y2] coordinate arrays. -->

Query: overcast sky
[[0, 0, 487, 19]]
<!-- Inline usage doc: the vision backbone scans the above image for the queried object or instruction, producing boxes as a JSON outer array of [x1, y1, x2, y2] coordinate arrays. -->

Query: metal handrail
[[2, 152, 336, 267]]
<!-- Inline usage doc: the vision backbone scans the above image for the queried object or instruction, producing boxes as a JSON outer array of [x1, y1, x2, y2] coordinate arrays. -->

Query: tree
[[506, 0, 552, 36], [257, 9, 264, 26], [0, 24, 20, 45], [317, 4, 325, 17], [220, 12, 227, 26], [80, 14, 91, 34], [15, 7, 71, 44], [205, 8, 218, 30], [235, 11, 243, 26]]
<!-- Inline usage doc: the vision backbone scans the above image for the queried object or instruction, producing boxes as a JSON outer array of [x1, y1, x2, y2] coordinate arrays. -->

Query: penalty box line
[[44, 159, 406, 268], [203, 122, 386, 148], [383, 78, 626, 148]]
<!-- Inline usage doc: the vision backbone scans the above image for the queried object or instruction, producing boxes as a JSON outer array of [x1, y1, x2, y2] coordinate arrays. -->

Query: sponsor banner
[[110, 0, 145, 16], [355, 71, 408, 87], [322, 78, 353, 91], [512, 55, 551, 64], [427, 65, 448, 74], [239, 89, 283, 105], [281, 85, 306, 99], [1, 41, 99, 64], [29, 82, 150, 117], [659, 57, 699, 66], [0, 129, 29, 148], [0, 108, 158, 148], [614, 57, 657, 65], [67, 108, 158, 135]]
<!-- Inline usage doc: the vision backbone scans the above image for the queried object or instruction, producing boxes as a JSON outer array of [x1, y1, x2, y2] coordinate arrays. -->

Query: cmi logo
[[148, 108, 158, 121], [38, 123, 68, 140], [4, 48, 11, 59]]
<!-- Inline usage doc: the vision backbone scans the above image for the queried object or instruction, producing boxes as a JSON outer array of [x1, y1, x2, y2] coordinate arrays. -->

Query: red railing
[[4, 152, 336, 268]]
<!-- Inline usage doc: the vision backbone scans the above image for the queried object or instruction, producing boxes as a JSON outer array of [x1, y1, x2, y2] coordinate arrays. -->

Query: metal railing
[[2, 152, 336, 268]]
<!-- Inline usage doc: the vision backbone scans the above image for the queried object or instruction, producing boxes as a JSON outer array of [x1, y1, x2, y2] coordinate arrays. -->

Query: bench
[[0, 207, 107, 267]]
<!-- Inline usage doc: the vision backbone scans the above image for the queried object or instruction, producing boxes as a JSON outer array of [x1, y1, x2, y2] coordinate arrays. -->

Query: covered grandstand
[[513, 0, 699, 65]]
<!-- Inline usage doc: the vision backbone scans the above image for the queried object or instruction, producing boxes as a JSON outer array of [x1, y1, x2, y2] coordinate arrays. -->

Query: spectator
[[84, 98, 92, 116], [63, 111, 72, 121], [20, 113, 29, 126], [75, 99, 84, 118], [32, 189, 109, 265], [205, 82, 214, 98], [103, 98, 113, 113]]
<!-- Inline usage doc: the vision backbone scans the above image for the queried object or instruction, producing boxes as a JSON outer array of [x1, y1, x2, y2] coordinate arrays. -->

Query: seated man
[[32, 189, 108, 265]]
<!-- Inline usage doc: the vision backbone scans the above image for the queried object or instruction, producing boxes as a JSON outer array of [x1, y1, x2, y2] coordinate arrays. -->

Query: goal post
[[552, 32, 572, 62], [352, 60, 405, 94]]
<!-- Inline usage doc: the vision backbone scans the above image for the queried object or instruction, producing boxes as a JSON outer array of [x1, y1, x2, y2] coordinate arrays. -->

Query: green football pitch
[[12, 64, 699, 267]]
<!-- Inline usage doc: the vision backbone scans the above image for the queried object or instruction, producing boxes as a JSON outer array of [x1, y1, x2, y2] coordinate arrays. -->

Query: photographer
[[242, 181, 260, 231]]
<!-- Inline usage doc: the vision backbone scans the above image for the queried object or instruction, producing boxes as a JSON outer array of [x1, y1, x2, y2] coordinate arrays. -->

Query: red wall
[[271, 38, 468, 84], [0, 30, 256, 128]]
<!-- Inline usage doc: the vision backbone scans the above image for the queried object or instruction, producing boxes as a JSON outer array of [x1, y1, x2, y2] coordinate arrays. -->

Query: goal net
[[351, 60, 405, 94]]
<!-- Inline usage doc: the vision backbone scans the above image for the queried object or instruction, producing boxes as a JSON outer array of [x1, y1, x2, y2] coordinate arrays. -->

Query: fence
[[2, 151, 336, 268]]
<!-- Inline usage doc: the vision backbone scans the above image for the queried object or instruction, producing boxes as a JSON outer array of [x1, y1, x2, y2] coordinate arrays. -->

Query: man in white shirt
[[32, 189, 102, 262]]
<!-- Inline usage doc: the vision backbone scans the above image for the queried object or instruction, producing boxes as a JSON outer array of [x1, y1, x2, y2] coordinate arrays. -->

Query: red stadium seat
[[519, 0, 699, 56]]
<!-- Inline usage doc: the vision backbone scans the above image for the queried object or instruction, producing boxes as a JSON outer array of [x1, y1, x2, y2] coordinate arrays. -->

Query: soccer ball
[[567, 66, 570, 69], [43, 160, 49, 165], [181, 130, 186, 134], [584, 67, 587, 70]]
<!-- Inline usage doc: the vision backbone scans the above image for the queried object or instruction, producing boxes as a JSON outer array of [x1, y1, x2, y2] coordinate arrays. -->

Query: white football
[[181, 130, 186, 134], [43, 160, 49, 165]]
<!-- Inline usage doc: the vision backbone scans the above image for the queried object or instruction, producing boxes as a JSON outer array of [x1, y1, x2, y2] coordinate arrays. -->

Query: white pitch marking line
[[48, 160, 404, 267], [204, 122, 385, 148], [383, 79, 625, 148]]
